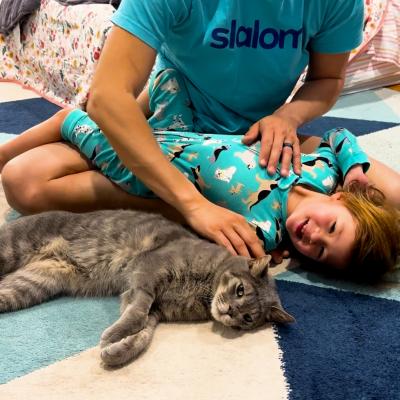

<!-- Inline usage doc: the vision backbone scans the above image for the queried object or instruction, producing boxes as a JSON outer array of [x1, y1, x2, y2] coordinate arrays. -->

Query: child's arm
[[343, 164, 369, 187], [317, 128, 370, 184]]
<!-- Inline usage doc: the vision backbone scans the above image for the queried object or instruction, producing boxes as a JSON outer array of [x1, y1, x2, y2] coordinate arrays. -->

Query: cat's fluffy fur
[[0, 210, 294, 366]]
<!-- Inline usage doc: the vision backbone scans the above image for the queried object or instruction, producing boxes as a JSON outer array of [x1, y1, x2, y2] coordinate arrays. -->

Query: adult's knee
[[1, 160, 45, 214]]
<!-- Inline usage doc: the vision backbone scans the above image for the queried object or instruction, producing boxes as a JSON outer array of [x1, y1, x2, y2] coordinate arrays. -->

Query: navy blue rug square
[[298, 116, 399, 137], [1, 98, 399, 139], [0, 98, 61, 134], [276, 280, 400, 400]]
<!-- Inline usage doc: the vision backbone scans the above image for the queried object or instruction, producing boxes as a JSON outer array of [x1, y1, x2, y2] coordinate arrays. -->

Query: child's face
[[285, 193, 356, 268]]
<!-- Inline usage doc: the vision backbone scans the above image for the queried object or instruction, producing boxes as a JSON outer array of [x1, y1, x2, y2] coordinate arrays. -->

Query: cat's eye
[[243, 314, 253, 323], [329, 222, 336, 233], [236, 283, 244, 297]]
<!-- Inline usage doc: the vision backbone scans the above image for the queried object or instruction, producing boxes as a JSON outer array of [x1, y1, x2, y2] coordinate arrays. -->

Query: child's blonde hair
[[339, 182, 400, 282]]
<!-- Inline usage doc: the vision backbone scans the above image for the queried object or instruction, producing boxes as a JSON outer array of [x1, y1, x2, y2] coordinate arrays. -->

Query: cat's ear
[[268, 306, 295, 324], [248, 255, 271, 279]]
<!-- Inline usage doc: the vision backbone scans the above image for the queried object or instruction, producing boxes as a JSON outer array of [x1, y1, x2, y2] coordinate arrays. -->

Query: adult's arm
[[243, 51, 350, 177], [86, 26, 265, 258], [275, 51, 349, 133]]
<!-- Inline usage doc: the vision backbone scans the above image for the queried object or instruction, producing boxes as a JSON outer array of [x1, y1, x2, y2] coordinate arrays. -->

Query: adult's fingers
[[232, 223, 266, 258], [242, 122, 260, 145], [214, 231, 238, 256], [258, 127, 274, 169], [279, 144, 293, 177], [223, 227, 252, 258], [183, 199, 265, 258], [264, 131, 283, 175], [292, 139, 302, 175], [280, 137, 301, 176]]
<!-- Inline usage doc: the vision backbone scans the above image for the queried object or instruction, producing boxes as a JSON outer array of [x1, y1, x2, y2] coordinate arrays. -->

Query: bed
[[294, 0, 400, 96], [342, 0, 400, 94], [0, 0, 114, 107], [1, 0, 399, 108]]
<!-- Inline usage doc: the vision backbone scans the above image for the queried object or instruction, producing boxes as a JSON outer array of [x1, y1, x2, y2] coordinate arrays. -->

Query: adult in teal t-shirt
[[112, 0, 364, 135], [83, 0, 364, 259]]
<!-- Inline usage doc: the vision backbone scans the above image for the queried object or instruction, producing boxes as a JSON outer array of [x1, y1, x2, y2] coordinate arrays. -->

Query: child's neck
[[286, 184, 327, 217]]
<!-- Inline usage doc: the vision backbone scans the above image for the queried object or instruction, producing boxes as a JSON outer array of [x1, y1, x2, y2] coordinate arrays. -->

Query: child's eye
[[329, 222, 336, 233], [318, 246, 324, 259]]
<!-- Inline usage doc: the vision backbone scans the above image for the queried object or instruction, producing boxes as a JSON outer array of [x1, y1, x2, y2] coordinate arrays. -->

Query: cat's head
[[211, 255, 294, 330]]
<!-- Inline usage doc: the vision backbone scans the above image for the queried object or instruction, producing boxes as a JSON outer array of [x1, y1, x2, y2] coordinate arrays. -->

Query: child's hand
[[270, 248, 290, 265], [343, 164, 369, 188]]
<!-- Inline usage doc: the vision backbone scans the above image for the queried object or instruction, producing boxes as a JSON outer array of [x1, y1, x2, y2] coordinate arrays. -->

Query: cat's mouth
[[211, 298, 236, 327], [217, 313, 235, 326]]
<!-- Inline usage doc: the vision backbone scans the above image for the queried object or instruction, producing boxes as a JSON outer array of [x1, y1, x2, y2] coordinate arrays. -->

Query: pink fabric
[[344, 0, 400, 93], [290, 0, 400, 97]]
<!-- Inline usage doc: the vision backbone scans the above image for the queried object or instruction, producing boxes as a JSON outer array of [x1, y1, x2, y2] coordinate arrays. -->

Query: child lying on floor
[[0, 69, 399, 282]]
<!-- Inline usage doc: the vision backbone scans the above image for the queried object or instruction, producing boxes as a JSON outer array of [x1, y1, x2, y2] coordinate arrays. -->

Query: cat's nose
[[227, 306, 233, 317]]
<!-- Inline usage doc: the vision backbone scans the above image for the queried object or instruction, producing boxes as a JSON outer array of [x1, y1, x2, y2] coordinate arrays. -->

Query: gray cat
[[0, 209, 294, 366]]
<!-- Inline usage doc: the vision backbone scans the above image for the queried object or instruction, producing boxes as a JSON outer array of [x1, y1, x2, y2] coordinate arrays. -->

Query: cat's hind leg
[[100, 312, 160, 366], [0, 259, 71, 312]]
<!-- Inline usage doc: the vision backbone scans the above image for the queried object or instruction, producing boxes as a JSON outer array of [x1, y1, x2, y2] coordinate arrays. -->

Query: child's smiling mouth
[[295, 219, 309, 239]]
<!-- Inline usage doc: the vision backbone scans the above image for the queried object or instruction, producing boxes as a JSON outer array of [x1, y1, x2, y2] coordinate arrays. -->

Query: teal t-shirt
[[112, 0, 364, 134]]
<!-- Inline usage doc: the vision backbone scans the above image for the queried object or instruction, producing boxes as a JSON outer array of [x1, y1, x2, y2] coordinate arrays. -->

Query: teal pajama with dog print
[[61, 69, 370, 251]]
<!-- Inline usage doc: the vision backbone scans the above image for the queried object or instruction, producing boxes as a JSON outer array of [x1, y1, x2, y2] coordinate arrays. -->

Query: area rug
[[0, 87, 399, 400]]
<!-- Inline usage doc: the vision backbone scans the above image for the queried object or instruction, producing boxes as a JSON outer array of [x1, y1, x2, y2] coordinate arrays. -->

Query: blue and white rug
[[0, 84, 399, 400]]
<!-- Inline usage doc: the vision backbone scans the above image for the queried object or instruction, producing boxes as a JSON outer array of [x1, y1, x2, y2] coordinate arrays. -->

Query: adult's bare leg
[[1, 142, 182, 221]]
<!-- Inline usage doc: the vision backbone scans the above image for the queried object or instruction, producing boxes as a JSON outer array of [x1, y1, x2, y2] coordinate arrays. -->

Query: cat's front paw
[[100, 326, 122, 348], [101, 336, 137, 366], [100, 326, 155, 366], [100, 323, 134, 348], [100, 314, 149, 348]]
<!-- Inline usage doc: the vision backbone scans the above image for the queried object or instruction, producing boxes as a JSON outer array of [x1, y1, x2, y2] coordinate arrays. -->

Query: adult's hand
[[182, 197, 266, 258], [242, 114, 301, 177]]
